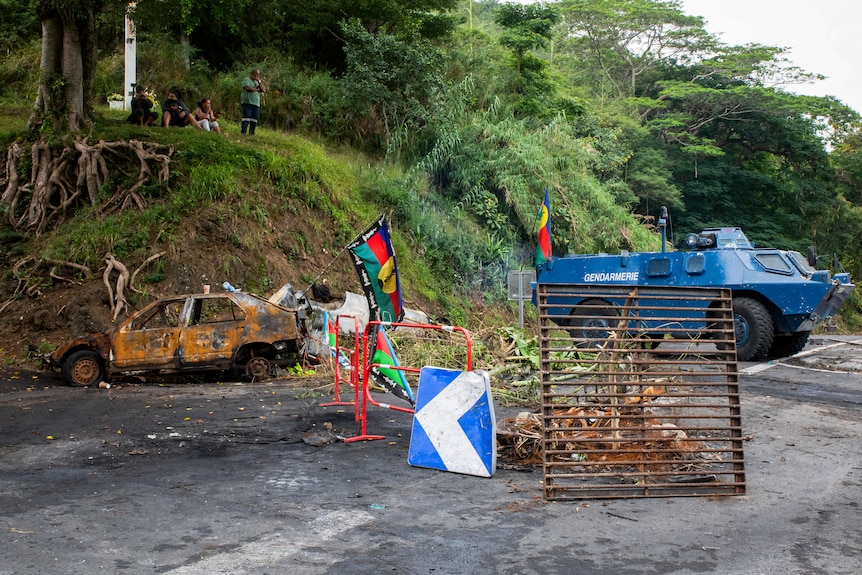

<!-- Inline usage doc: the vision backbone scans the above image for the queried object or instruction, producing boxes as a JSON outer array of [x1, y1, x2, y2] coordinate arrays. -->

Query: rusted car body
[[49, 291, 307, 386]]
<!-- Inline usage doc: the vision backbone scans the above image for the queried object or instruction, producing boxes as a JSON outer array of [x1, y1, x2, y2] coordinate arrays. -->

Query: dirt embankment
[[0, 276, 110, 364], [0, 234, 450, 372], [0, 237, 365, 369]]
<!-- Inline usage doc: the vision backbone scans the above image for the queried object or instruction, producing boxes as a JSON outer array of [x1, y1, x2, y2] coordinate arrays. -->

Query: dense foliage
[[2, 0, 862, 325]]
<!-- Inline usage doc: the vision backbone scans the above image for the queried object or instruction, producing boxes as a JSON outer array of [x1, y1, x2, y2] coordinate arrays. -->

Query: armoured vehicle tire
[[63, 350, 106, 387], [768, 331, 810, 358], [566, 298, 619, 344], [732, 298, 774, 361]]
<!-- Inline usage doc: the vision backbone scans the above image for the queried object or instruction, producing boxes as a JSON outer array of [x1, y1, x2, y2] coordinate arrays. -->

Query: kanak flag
[[535, 187, 552, 266], [347, 215, 404, 322], [369, 326, 414, 405]]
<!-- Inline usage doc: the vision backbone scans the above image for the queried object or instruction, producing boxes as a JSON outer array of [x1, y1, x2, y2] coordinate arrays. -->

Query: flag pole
[[300, 213, 388, 297], [301, 243, 350, 298]]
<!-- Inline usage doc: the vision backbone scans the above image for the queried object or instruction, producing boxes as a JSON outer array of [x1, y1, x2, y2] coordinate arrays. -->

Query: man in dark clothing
[[161, 89, 201, 128], [128, 85, 158, 126]]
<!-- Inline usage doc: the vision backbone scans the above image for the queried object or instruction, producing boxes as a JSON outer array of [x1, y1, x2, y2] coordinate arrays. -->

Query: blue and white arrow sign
[[408, 367, 496, 477]]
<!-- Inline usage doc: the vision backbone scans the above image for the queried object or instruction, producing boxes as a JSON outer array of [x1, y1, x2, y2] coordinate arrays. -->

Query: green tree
[[281, 0, 459, 71], [833, 132, 862, 206], [494, 2, 559, 78], [130, 0, 256, 71], [0, 0, 40, 52], [420, 93, 657, 261], [658, 86, 845, 249], [493, 1, 560, 117], [338, 19, 446, 161], [28, 0, 108, 132], [556, 0, 713, 98]]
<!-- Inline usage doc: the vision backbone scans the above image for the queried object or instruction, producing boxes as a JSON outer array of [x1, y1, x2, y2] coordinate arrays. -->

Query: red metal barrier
[[344, 320, 473, 442], [319, 314, 361, 420]]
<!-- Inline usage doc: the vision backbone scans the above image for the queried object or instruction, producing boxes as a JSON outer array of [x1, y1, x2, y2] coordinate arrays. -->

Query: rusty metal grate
[[536, 284, 746, 500]]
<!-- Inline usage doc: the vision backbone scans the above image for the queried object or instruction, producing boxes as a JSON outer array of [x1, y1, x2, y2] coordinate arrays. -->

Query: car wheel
[[63, 350, 105, 387], [565, 299, 619, 344], [732, 298, 774, 361], [245, 357, 271, 380]]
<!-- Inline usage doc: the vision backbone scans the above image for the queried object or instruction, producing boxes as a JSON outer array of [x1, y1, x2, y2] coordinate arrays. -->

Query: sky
[[679, 0, 862, 113]]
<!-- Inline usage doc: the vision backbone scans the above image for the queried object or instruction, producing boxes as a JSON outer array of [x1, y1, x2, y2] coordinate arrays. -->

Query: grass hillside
[[0, 106, 519, 370]]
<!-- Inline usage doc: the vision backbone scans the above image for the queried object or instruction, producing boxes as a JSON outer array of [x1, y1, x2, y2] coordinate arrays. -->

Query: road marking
[[163, 509, 373, 574], [792, 338, 862, 358], [740, 338, 862, 375], [764, 362, 857, 375], [740, 362, 776, 375]]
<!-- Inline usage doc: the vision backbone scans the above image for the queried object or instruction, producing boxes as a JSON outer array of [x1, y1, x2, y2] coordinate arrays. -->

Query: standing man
[[241, 69, 265, 135]]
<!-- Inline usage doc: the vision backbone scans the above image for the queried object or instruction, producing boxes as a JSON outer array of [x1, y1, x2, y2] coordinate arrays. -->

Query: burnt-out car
[[48, 291, 308, 386]]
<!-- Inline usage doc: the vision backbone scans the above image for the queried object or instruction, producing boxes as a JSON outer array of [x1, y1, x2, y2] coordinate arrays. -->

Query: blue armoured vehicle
[[535, 209, 855, 361]]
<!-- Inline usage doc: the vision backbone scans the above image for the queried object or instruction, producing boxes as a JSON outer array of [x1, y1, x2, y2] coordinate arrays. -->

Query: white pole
[[124, 2, 137, 111]]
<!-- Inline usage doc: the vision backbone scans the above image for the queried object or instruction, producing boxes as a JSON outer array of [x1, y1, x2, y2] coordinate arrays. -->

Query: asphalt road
[[1, 336, 861, 574]]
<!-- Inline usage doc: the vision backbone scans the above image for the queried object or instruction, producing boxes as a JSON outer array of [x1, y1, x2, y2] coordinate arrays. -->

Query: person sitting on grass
[[128, 85, 158, 126], [161, 89, 201, 128], [194, 98, 222, 133]]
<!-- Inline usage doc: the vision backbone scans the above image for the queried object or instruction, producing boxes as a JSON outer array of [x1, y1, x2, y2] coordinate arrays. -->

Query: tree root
[[1, 137, 176, 323], [130, 251, 167, 294], [43, 258, 92, 278], [0, 253, 175, 323], [0, 141, 23, 208], [44, 258, 92, 284], [0, 256, 92, 316], [0, 280, 25, 315], [0, 137, 174, 235], [103, 253, 130, 322]]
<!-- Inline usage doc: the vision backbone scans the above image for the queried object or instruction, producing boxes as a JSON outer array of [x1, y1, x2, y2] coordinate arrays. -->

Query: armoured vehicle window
[[685, 254, 705, 275], [647, 257, 672, 277], [716, 230, 752, 249], [787, 251, 816, 275], [754, 253, 792, 274]]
